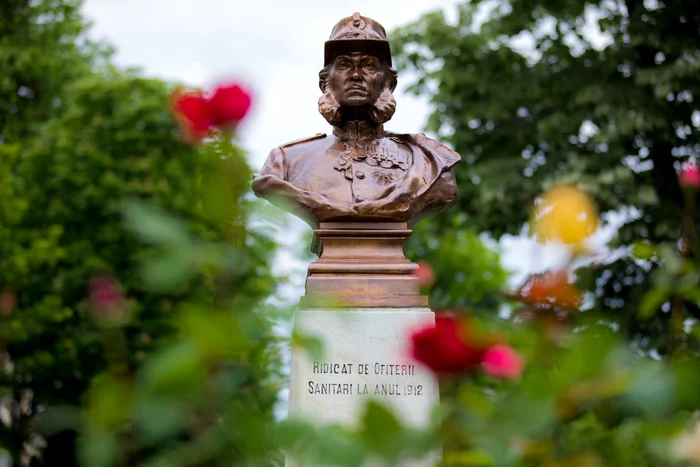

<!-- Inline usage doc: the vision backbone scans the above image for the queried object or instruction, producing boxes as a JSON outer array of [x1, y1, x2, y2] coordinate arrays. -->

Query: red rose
[[206, 83, 252, 128], [679, 161, 700, 190], [170, 83, 252, 143], [411, 315, 485, 374], [171, 90, 211, 142], [482, 344, 524, 379], [414, 260, 435, 287]]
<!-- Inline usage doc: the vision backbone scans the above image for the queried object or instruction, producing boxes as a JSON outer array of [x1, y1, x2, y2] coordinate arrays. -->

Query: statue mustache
[[318, 86, 396, 127]]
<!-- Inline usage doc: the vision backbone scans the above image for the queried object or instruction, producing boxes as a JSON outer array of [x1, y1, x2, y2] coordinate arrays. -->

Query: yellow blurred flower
[[531, 185, 599, 247]]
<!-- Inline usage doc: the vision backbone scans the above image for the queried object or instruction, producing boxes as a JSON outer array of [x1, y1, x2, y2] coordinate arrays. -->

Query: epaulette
[[279, 133, 326, 149]]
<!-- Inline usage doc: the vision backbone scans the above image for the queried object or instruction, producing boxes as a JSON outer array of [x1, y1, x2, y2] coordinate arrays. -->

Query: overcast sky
[[80, 0, 587, 296], [80, 0, 462, 166]]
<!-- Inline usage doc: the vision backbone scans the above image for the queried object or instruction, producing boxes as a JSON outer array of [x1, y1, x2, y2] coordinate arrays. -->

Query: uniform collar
[[333, 120, 385, 141]]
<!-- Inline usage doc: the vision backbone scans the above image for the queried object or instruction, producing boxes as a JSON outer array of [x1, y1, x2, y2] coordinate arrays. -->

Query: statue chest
[[287, 138, 413, 205]]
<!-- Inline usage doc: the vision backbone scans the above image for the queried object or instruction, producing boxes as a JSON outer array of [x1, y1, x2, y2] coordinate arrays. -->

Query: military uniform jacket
[[252, 125, 460, 226]]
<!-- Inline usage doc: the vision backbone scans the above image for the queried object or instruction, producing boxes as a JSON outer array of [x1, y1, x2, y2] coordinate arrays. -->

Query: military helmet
[[324, 12, 392, 67]]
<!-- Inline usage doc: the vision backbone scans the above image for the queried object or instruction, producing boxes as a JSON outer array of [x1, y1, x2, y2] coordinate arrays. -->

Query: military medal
[[334, 140, 408, 183]]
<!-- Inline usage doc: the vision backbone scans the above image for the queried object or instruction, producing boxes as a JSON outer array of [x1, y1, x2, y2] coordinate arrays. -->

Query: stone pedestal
[[286, 222, 440, 466], [286, 308, 440, 466], [301, 222, 427, 309]]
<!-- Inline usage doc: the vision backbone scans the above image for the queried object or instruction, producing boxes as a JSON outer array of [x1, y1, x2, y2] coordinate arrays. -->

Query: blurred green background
[[2, 0, 700, 466]]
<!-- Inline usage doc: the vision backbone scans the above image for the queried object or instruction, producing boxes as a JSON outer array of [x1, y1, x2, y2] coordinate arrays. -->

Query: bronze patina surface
[[301, 222, 428, 308], [252, 13, 461, 307]]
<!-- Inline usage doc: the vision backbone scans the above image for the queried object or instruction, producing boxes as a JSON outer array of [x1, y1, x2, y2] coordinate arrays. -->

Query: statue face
[[329, 52, 386, 108]]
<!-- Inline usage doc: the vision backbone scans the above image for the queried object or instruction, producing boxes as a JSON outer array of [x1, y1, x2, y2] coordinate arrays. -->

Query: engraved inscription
[[307, 361, 423, 397], [308, 382, 354, 394]]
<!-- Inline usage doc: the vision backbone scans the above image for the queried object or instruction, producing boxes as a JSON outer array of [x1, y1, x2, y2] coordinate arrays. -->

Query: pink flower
[[414, 260, 435, 287], [89, 274, 125, 323], [206, 83, 252, 128], [482, 344, 524, 379], [679, 161, 700, 190]]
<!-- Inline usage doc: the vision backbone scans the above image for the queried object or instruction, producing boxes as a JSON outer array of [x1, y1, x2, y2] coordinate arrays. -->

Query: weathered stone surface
[[286, 308, 440, 466]]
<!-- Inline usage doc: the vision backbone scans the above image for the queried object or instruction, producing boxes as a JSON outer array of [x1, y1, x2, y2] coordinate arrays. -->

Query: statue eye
[[362, 62, 377, 71], [336, 61, 351, 70]]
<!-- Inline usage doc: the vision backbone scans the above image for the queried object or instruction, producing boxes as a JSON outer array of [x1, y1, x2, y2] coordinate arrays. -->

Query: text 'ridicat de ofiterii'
[[307, 362, 423, 396]]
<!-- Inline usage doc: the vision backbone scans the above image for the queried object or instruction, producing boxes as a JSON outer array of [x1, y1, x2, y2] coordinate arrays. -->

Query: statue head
[[318, 13, 398, 127]]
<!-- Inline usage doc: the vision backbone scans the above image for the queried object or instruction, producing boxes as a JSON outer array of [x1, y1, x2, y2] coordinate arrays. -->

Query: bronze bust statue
[[252, 12, 460, 227], [252, 13, 461, 307]]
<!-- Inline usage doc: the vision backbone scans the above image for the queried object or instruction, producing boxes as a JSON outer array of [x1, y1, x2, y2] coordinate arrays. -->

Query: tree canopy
[[0, 1, 280, 464], [393, 0, 700, 352], [4, 0, 700, 464]]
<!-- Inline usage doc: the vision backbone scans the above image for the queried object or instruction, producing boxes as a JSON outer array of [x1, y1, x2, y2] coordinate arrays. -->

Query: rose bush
[[5, 0, 700, 466]]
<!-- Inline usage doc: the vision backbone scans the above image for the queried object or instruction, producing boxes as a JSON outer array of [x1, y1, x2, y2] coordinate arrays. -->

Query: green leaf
[[133, 397, 186, 444], [631, 242, 656, 260], [140, 250, 192, 292], [78, 430, 119, 467], [274, 419, 317, 450], [624, 360, 675, 419], [291, 329, 325, 362], [638, 288, 669, 320], [276, 420, 365, 467], [122, 199, 191, 247], [178, 305, 250, 359], [360, 401, 402, 455], [85, 374, 133, 432], [138, 341, 205, 400], [445, 450, 495, 466]]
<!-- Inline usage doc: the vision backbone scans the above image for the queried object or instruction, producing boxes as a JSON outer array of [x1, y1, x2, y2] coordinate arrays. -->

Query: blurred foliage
[[0, 0, 109, 142], [392, 0, 700, 352], [0, 1, 281, 465], [391, 0, 700, 465], [406, 216, 507, 312], [277, 401, 439, 467], [60, 139, 284, 466], [4, 0, 700, 466]]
